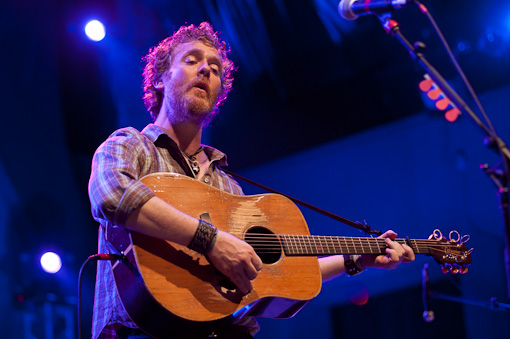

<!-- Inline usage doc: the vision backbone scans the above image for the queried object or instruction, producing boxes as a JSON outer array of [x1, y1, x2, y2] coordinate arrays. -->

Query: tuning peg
[[441, 266, 449, 274], [460, 267, 468, 274], [451, 267, 459, 274]]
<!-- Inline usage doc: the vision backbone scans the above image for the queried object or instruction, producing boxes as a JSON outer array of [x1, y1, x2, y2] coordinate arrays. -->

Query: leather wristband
[[344, 254, 365, 276], [188, 219, 217, 254]]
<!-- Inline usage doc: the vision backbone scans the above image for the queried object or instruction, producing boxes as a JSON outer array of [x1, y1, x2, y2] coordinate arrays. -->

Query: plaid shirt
[[88, 124, 256, 338]]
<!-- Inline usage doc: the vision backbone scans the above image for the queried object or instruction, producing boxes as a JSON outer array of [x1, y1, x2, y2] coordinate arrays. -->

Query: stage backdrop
[[239, 86, 510, 339]]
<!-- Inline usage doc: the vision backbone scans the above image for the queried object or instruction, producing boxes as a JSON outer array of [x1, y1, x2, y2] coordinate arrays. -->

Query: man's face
[[159, 40, 222, 125]]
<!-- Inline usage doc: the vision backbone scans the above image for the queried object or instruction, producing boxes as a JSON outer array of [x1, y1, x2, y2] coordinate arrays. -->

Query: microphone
[[422, 263, 435, 322], [338, 0, 413, 20]]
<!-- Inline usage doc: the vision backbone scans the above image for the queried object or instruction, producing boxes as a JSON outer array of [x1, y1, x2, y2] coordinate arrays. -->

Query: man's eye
[[211, 65, 220, 75], [185, 57, 197, 64]]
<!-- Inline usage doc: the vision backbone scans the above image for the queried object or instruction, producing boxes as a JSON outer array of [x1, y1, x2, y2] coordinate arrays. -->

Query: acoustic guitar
[[106, 173, 471, 338]]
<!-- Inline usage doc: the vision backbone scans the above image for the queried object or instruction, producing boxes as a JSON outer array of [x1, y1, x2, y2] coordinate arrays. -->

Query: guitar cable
[[78, 253, 125, 339]]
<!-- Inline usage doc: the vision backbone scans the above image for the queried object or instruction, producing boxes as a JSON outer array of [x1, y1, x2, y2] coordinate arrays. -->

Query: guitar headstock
[[427, 229, 473, 274]]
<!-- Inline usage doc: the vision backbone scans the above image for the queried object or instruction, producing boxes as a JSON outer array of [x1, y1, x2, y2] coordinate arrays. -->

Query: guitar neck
[[279, 235, 431, 256]]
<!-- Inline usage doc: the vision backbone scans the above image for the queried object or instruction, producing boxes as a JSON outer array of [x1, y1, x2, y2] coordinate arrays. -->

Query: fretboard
[[279, 235, 431, 256]]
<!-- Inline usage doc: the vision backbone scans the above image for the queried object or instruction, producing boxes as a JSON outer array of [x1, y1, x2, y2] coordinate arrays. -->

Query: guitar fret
[[314, 236, 320, 254], [331, 236, 337, 254], [288, 235, 294, 255], [282, 235, 289, 255], [367, 238, 373, 254], [312, 236, 319, 254], [292, 235, 298, 255], [282, 235, 288, 255], [412, 239, 420, 254], [288, 235, 295, 255]]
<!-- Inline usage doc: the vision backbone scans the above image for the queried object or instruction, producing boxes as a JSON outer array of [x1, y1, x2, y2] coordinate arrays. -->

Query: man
[[88, 22, 415, 339]]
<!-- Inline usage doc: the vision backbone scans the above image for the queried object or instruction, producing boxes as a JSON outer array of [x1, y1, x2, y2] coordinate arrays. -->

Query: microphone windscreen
[[338, 0, 359, 20]]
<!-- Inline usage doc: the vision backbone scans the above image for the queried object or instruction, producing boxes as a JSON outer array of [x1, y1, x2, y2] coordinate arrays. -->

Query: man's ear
[[154, 80, 164, 90]]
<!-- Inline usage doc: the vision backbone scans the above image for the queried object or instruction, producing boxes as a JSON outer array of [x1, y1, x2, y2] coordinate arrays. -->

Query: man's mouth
[[192, 81, 208, 94]]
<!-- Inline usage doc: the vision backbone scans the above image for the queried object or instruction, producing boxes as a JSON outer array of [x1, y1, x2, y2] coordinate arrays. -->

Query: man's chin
[[184, 106, 213, 125]]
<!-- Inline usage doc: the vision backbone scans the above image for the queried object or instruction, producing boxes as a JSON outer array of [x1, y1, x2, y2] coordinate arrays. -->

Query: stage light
[[40, 252, 62, 274], [85, 20, 106, 42]]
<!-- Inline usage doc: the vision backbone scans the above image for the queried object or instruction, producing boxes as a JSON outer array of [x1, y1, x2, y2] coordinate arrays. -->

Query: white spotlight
[[40, 252, 62, 274], [85, 20, 106, 42]]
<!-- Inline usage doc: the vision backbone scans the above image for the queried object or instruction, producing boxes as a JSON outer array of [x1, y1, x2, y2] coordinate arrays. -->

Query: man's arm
[[319, 230, 415, 282], [125, 196, 263, 294], [89, 130, 263, 295]]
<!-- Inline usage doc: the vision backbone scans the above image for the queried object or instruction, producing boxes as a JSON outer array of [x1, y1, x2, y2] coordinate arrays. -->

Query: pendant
[[191, 159, 200, 174]]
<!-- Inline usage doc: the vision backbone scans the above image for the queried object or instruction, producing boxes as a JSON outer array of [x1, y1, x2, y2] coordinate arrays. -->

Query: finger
[[230, 271, 252, 295], [380, 230, 397, 240], [252, 254, 263, 272], [385, 238, 404, 256], [245, 262, 259, 280], [385, 248, 400, 263], [402, 244, 416, 262]]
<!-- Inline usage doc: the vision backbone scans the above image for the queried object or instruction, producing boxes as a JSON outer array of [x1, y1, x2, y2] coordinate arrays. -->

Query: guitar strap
[[221, 168, 382, 236]]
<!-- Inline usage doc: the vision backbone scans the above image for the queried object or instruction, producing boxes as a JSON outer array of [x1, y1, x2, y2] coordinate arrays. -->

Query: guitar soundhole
[[245, 226, 282, 264]]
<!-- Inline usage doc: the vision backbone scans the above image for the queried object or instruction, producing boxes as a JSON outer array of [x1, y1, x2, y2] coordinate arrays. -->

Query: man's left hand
[[361, 230, 415, 270]]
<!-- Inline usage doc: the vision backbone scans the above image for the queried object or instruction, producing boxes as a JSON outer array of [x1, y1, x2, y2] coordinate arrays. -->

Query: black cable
[[415, 0, 510, 192], [78, 253, 124, 339], [414, 0, 496, 136], [222, 168, 382, 236], [415, 1, 510, 285]]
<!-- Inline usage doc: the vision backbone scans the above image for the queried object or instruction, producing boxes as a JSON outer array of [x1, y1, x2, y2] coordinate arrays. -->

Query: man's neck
[[155, 118, 203, 154]]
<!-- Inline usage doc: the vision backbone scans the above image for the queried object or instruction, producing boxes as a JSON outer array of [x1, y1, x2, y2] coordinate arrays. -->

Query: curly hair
[[142, 22, 235, 123]]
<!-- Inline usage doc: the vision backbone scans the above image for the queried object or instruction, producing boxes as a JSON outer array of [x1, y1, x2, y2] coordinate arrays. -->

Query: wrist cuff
[[188, 219, 217, 254], [344, 254, 365, 276]]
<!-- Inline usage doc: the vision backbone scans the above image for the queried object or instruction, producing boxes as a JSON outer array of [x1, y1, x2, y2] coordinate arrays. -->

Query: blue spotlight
[[85, 20, 106, 42], [40, 252, 62, 274]]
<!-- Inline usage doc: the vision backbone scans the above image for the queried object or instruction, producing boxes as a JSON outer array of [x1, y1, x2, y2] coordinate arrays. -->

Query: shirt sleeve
[[88, 128, 156, 227]]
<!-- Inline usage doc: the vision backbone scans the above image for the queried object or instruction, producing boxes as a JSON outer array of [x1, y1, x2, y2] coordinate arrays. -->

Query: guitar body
[[108, 173, 322, 337]]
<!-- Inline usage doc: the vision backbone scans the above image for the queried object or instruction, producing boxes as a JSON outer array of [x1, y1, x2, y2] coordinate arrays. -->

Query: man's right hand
[[206, 230, 263, 295]]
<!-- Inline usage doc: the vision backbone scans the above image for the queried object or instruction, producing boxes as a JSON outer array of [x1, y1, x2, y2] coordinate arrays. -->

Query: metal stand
[[376, 14, 510, 296]]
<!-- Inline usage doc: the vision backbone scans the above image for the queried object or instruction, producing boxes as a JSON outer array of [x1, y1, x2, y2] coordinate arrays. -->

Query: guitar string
[[226, 234, 467, 256], [238, 233, 465, 246], [240, 235, 464, 247]]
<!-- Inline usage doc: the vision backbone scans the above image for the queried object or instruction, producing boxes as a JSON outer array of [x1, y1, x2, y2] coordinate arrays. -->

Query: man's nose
[[198, 62, 211, 77]]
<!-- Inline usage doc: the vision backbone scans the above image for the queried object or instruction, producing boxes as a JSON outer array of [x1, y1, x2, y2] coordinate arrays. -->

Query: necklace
[[181, 146, 204, 175]]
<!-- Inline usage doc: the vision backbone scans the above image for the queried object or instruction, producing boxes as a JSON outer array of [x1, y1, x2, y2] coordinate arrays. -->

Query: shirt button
[[204, 175, 210, 183]]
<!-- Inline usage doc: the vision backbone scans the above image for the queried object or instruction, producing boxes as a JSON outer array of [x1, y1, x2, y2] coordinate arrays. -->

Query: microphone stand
[[430, 292, 510, 312], [376, 14, 510, 296]]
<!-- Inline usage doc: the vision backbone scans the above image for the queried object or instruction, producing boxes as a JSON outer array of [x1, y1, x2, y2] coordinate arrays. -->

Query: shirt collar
[[141, 124, 229, 166]]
